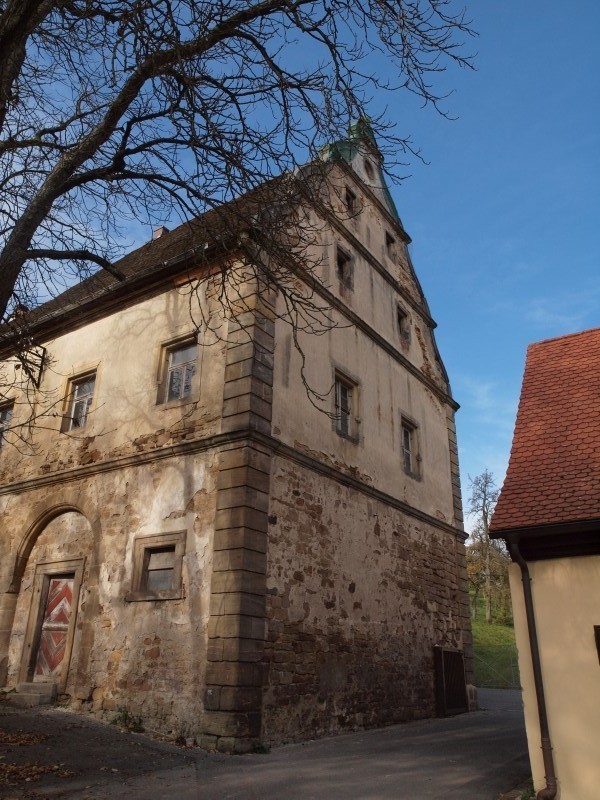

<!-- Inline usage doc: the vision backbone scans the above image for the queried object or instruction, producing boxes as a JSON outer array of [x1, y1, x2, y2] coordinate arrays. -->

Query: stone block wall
[[202, 294, 275, 752], [261, 455, 471, 744]]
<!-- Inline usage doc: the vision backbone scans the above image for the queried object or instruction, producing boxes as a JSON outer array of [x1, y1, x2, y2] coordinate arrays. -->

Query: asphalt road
[[0, 688, 529, 800]]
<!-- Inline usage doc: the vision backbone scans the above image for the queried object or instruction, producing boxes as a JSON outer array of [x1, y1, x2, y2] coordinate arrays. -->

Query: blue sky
[[377, 1, 600, 508]]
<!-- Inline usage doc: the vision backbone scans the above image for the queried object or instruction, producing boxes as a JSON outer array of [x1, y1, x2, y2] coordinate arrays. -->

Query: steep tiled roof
[[24, 183, 280, 327], [491, 327, 600, 532]]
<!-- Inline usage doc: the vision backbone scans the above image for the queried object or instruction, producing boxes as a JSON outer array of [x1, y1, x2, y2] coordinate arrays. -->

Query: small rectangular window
[[0, 402, 14, 447], [402, 424, 413, 473], [336, 247, 353, 290], [344, 187, 357, 214], [385, 232, 397, 261], [401, 416, 421, 478], [334, 373, 358, 440], [158, 338, 198, 404], [126, 531, 186, 602], [144, 546, 176, 592], [62, 373, 96, 432], [397, 305, 411, 343]]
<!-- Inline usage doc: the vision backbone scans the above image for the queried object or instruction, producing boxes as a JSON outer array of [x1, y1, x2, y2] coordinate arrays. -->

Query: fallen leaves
[[0, 763, 76, 783], [0, 731, 48, 745]]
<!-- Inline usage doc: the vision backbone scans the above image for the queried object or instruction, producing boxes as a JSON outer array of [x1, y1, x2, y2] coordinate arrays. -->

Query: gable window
[[159, 339, 197, 403], [334, 373, 358, 440], [126, 531, 186, 601], [344, 187, 357, 215], [336, 246, 354, 290], [397, 305, 411, 343], [62, 373, 96, 432], [385, 232, 397, 261], [0, 402, 14, 447], [401, 416, 421, 478]]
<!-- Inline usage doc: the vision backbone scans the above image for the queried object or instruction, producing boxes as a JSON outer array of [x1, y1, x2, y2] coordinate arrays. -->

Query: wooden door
[[33, 576, 74, 681]]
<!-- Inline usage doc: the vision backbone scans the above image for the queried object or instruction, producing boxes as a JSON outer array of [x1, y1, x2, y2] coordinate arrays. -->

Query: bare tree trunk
[[485, 540, 492, 623], [470, 588, 479, 620]]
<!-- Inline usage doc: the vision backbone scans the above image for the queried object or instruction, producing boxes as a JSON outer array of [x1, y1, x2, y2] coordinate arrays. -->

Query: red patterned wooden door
[[33, 576, 74, 681]]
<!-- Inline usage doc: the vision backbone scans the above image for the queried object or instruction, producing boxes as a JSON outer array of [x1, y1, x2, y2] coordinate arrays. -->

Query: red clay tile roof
[[491, 327, 600, 532]]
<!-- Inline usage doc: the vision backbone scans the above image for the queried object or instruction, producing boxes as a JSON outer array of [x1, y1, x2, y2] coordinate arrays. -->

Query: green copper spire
[[320, 119, 400, 221]]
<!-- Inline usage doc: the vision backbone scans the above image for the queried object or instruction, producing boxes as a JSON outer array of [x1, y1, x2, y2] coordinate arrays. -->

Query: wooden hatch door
[[33, 576, 75, 681]]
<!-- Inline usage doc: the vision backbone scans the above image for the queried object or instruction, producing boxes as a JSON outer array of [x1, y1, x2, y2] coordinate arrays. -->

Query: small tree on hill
[[467, 469, 511, 624]]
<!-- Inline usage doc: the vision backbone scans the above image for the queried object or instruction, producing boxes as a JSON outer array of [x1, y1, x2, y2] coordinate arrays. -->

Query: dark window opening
[[397, 305, 410, 342], [336, 248, 353, 289], [386, 232, 397, 261], [345, 187, 357, 214], [0, 402, 14, 446]]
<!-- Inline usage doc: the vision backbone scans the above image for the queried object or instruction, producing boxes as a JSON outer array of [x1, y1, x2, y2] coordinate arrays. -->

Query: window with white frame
[[401, 416, 420, 478], [0, 402, 14, 447], [159, 339, 197, 403], [63, 374, 96, 432], [334, 373, 357, 439]]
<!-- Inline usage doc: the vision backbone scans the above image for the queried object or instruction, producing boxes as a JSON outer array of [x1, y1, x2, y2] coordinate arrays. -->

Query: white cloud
[[522, 283, 600, 333], [459, 375, 518, 434]]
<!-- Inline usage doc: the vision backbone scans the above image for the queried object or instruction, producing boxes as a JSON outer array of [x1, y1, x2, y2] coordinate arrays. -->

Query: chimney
[[152, 225, 170, 240]]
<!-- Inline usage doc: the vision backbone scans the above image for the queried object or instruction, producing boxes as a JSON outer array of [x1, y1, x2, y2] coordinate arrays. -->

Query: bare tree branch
[[0, 0, 475, 443]]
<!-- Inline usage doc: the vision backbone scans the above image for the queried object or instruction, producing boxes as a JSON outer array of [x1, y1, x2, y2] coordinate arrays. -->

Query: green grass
[[471, 598, 520, 689]]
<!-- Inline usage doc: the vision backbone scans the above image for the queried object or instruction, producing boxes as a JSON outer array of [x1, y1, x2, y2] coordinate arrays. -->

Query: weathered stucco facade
[[1, 129, 471, 751]]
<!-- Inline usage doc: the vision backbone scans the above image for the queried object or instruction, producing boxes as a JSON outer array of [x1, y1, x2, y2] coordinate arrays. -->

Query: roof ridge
[[529, 325, 600, 350]]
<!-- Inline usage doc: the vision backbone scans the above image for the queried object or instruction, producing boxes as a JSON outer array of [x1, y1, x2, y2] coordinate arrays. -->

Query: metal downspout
[[507, 540, 557, 800]]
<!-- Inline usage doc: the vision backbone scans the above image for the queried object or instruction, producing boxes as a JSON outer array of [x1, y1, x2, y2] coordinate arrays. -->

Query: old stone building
[[0, 126, 472, 752]]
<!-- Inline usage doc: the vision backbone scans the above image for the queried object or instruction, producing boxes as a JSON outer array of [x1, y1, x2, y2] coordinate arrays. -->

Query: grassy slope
[[471, 602, 520, 689]]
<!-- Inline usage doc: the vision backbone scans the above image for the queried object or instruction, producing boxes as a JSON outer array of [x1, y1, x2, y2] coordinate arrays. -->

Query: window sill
[[125, 590, 183, 602], [335, 430, 359, 445], [403, 469, 422, 482], [157, 397, 197, 410]]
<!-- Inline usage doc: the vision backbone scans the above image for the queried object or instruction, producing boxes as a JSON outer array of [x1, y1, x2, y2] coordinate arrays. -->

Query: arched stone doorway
[[7, 508, 94, 694]]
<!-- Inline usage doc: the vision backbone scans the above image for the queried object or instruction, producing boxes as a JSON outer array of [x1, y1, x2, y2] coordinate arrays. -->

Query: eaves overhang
[[0, 237, 236, 358], [491, 517, 600, 561]]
